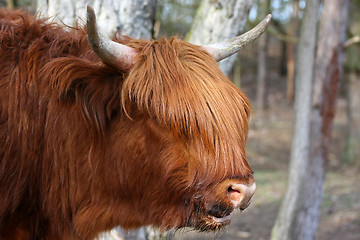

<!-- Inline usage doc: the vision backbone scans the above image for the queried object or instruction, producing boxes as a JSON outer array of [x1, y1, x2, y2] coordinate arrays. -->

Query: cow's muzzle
[[227, 182, 256, 210]]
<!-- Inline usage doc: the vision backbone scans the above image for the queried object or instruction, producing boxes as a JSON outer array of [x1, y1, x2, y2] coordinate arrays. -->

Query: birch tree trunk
[[270, 0, 320, 239], [296, 1, 349, 239], [115, 0, 156, 40], [36, 0, 156, 40], [186, 0, 252, 76], [255, 0, 270, 112], [271, 1, 349, 239]]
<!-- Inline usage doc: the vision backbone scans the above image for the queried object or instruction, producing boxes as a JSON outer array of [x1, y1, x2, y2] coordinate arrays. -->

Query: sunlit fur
[[0, 9, 252, 239]]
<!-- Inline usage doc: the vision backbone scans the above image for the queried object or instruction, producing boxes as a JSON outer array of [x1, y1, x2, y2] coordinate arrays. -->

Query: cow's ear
[[45, 57, 123, 133]]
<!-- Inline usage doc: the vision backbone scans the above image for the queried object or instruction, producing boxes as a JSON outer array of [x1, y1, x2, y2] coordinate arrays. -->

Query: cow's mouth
[[188, 202, 233, 231], [206, 205, 233, 224], [209, 213, 231, 224]]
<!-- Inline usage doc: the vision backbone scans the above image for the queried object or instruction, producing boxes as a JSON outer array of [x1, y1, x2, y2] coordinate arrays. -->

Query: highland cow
[[0, 6, 271, 239]]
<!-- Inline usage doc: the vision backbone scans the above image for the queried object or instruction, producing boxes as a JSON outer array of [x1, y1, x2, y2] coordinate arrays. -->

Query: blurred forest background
[[1, 0, 359, 239]]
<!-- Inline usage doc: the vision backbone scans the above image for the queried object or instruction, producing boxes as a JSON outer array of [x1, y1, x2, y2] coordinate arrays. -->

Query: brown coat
[[0, 9, 253, 239]]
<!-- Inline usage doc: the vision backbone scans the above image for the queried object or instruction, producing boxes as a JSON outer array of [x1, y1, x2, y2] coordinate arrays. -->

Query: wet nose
[[227, 182, 256, 210]]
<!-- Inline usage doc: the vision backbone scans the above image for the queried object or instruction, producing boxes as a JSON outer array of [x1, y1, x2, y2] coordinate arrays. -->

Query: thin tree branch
[[268, 26, 299, 44], [344, 35, 360, 48]]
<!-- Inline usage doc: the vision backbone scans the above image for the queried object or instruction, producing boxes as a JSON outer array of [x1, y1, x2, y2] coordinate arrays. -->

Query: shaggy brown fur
[[0, 9, 253, 239]]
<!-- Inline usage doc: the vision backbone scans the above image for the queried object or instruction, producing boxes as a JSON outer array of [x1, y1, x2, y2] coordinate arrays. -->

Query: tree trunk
[[286, 38, 295, 102], [344, 72, 360, 164], [296, 1, 349, 239], [36, 0, 156, 40], [270, 0, 320, 239], [116, 0, 156, 40], [233, 58, 242, 89], [271, 1, 350, 239], [286, 1, 300, 103], [186, 0, 252, 76], [0, 0, 6, 7], [6, 0, 14, 9], [37, 0, 76, 26], [255, 32, 267, 111], [255, 0, 270, 112]]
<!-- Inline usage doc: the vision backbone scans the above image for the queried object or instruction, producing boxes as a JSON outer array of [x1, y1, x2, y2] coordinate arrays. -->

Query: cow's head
[[85, 6, 270, 231]]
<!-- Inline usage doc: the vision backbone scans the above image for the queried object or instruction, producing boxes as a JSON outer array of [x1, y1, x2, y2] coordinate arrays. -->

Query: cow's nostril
[[227, 186, 240, 193], [227, 186, 242, 199], [226, 182, 256, 209], [227, 185, 244, 204]]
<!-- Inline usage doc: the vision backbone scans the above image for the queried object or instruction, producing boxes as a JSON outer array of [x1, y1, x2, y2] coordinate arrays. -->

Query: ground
[[173, 71, 360, 240]]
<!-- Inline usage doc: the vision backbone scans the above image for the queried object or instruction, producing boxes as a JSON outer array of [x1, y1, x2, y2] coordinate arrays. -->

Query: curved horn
[[86, 6, 137, 70], [203, 14, 272, 62]]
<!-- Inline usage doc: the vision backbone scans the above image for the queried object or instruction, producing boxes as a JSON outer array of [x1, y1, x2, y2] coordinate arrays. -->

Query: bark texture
[[36, 0, 156, 40], [256, 0, 270, 112], [186, 0, 252, 76], [256, 33, 267, 111], [297, 1, 349, 239], [116, 0, 156, 40], [271, 1, 349, 239], [286, 1, 300, 103], [270, 0, 320, 239]]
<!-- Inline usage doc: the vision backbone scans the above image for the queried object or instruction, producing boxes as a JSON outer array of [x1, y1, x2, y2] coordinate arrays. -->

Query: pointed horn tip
[[202, 14, 272, 62], [87, 5, 94, 13], [85, 4, 137, 71], [86, 5, 97, 41], [86, 5, 95, 21], [266, 14, 272, 23], [258, 14, 272, 29]]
